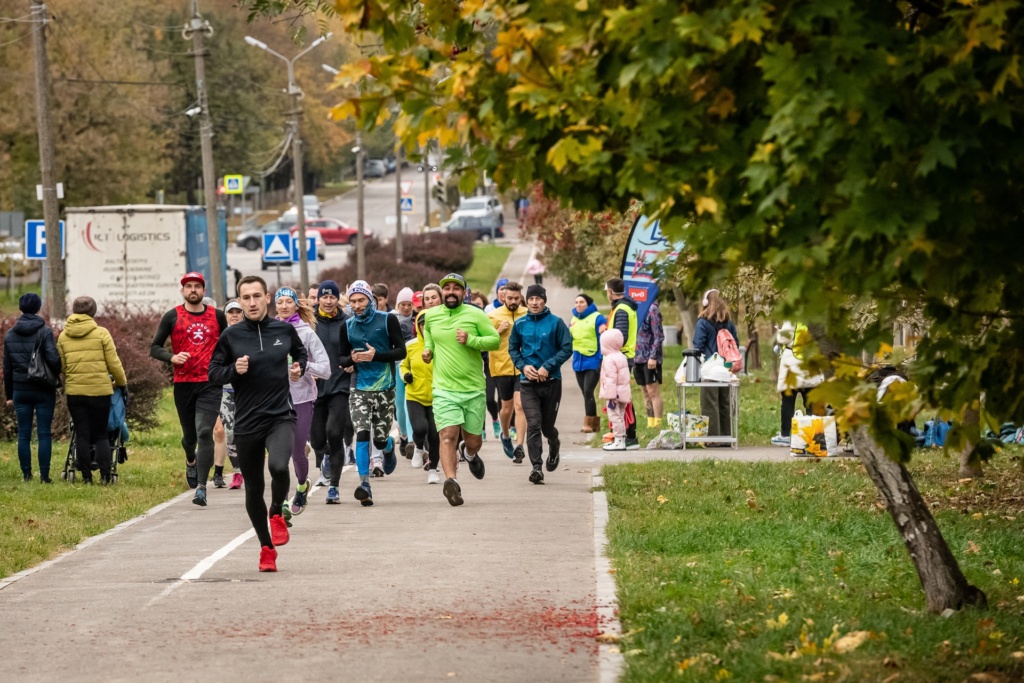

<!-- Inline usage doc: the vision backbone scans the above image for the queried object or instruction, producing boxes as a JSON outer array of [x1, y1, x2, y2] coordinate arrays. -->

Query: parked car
[[279, 203, 319, 223], [236, 220, 293, 251], [442, 214, 504, 241], [286, 218, 371, 246], [365, 159, 388, 178], [260, 228, 326, 270], [451, 195, 504, 226], [302, 194, 322, 217], [385, 157, 396, 173]]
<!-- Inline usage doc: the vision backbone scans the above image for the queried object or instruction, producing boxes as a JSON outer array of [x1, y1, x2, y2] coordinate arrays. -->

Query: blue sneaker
[[192, 485, 207, 507], [383, 438, 397, 475], [500, 435, 515, 459], [325, 486, 340, 504], [354, 481, 373, 506], [322, 454, 332, 480], [291, 478, 310, 515], [492, 420, 501, 439]]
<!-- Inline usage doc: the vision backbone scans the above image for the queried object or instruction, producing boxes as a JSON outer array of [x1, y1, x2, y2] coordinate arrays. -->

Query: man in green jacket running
[[421, 273, 500, 506]]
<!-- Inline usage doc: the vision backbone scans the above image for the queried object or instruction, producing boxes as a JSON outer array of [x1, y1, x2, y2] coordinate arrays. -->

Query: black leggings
[[407, 400, 440, 468], [574, 369, 599, 418], [173, 383, 219, 487], [485, 375, 499, 421], [780, 388, 813, 437], [310, 392, 353, 487], [235, 420, 294, 549], [67, 394, 111, 481]]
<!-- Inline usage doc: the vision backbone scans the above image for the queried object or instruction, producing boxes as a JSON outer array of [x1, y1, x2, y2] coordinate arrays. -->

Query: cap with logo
[[181, 271, 206, 287], [439, 273, 467, 289], [225, 301, 243, 313]]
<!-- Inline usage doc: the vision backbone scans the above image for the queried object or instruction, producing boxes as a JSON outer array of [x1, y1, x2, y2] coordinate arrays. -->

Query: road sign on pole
[[24, 219, 65, 260], [290, 234, 317, 262], [224, 175, 244, 195], [400, 180, 414, 196], [400, 196, 414, 213], [262, 233, 291, 262]]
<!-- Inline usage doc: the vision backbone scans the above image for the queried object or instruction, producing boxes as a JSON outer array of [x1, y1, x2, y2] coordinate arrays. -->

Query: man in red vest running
[[151, 272, 227, 506]]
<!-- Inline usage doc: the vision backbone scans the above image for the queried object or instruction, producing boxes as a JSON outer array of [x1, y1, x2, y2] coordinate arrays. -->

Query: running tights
[[406, 400, 440, 469], [290, 401, 314, 484], [311, 392, 353, 488], [235, 420, 294, 549]]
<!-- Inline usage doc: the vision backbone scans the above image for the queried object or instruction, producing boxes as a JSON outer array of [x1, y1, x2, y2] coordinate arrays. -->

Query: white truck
[[64, 205, 225, 313]]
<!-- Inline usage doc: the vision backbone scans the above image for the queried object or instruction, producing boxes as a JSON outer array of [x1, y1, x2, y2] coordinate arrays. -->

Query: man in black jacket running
[[208, 276, 307, 573]]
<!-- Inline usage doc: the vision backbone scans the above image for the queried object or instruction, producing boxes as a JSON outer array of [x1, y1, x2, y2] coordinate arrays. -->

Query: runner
[[150, 272, 228, 505], [488, 281, 528, 462], [421, 283, 442, 310], [337, 280, 407, 506], [308, 281, 354, 504], [508, 284, 573, 484], [605, 277, 641, 449], [218, 300, 245, 490], [483, 279, 508, 437], [484, 278, 508, 315], [421, 273, 500, 506], [401, 311, 441, 482], [208, 275, 308, 572], [275, 288, 330, 517], [394, 287, 417, 457]]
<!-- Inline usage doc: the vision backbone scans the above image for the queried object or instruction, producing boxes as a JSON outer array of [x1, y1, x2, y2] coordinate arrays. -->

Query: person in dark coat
[[3, 293, 61, 482]]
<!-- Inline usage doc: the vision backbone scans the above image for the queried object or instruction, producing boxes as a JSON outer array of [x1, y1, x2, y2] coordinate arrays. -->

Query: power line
[[0, 22, 42, 48], [54, 77, 181, 87]]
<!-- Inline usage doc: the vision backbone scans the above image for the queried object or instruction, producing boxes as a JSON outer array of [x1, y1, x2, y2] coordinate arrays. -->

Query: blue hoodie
[[508, 307, 573, 382], [570, 303, 606, 372]]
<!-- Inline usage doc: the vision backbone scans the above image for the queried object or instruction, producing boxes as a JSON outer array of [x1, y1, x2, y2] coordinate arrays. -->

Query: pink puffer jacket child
[[599, 329, 631, 402]]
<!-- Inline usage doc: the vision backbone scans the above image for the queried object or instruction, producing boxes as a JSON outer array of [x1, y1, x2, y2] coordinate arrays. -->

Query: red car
[[287, 218, 370, 246]]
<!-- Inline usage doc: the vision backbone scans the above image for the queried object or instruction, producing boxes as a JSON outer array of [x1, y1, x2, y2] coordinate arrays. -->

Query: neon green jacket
[[422, 303, 500, 393]]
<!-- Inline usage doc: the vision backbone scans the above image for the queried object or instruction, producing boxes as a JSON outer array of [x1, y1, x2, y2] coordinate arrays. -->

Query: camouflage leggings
[[220, 390, 237, 462], [350, 388, 395, 448]]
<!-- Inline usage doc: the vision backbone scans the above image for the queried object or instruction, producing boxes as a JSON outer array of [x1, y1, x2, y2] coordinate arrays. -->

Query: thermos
[[682, 349, 701, 383]]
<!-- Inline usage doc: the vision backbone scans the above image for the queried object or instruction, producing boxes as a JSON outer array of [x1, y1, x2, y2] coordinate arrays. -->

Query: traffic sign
[[400, 180, 414, 196], [262, 233, 291, 262], [290, 235, 317, 262], [24, 220, 65, 260], [224, 175, 244, 195], [400, 196, 414, 213]]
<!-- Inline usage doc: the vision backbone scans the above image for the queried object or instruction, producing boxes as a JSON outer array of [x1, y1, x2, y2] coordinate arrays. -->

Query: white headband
[[702, 289, 719, 307]]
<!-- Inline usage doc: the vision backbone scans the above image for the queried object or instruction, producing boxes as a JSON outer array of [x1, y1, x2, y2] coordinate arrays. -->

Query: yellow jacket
[[57, 314, 127, 396], [400, 327, 433, 406], [487, 305, 526, 376]]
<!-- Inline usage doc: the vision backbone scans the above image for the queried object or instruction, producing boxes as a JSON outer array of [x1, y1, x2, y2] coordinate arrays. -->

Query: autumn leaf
[[832, 630, 872, 653], [657, 495, 668, 505], [967, 540, 981, 554], [695, 197, 719, 215], [766, 612, 789, 630]]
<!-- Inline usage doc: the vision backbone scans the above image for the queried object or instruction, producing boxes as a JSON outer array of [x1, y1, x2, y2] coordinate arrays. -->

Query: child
[[771, 322, 824, 446], [599, 329, 633, 451]]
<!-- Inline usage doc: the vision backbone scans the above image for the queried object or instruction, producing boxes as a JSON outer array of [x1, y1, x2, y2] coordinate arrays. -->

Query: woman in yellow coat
[[57, 296, 128, 484], [400, 312, 440, 484]]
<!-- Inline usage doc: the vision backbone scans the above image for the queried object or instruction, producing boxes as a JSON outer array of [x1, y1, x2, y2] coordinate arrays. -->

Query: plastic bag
[[790, 411, 838, 457], [700, 353, 733, 383]]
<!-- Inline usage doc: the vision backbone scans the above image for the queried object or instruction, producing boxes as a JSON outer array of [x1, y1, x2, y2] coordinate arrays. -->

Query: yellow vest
[[487, 305, 527, 376], [569, 311, 600, 356], [611, 300, 637, 359]]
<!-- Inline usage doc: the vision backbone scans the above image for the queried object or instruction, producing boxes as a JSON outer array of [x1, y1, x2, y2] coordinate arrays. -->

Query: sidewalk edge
[[593, 468, 624, 683]]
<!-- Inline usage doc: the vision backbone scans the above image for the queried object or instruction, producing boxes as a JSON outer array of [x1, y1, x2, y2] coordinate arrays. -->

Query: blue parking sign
[[25, 220, 65, 260], [291, 235, 317, 262]]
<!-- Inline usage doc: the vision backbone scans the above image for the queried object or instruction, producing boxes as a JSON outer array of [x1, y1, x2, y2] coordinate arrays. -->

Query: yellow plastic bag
[[790, 411, 838, 457]]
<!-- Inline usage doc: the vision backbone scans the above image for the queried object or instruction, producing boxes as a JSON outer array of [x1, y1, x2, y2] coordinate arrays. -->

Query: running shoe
[[192, 485, 207, 506], [400, 437, 410, 459], [625, 438, 641, 451], [383, 439, 398, 475], [411, 448, 424, 469], [443, 478, 463, 506], [427, 469, 440, 485], [269, 514, 289, 546], [354, 481, 374, 507], [229, 472, 243, 489], [321, 454, 332, 481], [509, 426, 517, 441], [292, 478, 310, 515], [213, 474, 226, 489], [372, 467, 384, 478], [460, 442, 485, 480], [325, 486, 340, 504], [512, 445, 525, 464], [770, 433, 790, 447], [500, 435, 515, 459], [282, 499, 292, 523], [259, 546, 278, 572], [529, 468, 545, 485], [492, 420, 501, 439], [545, 437, 561, 472], [186, 460, 198, 489]]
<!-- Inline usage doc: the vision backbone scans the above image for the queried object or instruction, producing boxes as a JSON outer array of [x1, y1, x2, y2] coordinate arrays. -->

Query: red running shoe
[[259, 546, 278, 572], [229, 472, 243, 489], [269, 514, 290, 547]]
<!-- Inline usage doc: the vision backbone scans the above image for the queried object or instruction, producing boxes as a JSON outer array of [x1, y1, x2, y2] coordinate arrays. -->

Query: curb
[[593, 468, 624, 682]]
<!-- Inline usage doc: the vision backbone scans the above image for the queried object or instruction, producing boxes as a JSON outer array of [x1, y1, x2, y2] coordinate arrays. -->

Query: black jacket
[[207, 315, 308, 436], [3, 314, 60, 399], [313, 306, 350, 397]]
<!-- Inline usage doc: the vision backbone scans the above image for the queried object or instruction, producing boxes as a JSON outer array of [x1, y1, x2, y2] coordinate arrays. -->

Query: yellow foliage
[[696, 196, 719, 215]]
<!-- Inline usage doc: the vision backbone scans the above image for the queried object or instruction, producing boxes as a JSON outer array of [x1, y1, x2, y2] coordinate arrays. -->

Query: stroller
[[60, 389, 130, 483]]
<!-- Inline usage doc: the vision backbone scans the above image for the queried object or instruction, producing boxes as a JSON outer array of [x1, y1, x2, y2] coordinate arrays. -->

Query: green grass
[[0, 392, 191, 579], [465, 243, 513, 296], [602, 455, 1024, 682]]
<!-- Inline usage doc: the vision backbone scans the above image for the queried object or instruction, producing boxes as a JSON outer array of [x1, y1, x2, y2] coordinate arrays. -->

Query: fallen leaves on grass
[[832, 630, 872, 653], [657, 495, 668, 505], [766, 612, 789, 630], [967, 540, 981, 554]]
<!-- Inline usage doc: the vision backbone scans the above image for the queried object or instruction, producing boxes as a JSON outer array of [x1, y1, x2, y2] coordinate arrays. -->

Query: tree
[[241, 0, 1024, 613]]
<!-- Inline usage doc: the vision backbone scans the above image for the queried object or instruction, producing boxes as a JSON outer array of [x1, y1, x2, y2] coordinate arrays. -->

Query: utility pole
[[423, 143, 431, 231], [246, 34, 331, 293], [185, 1, 223, 303], [31, 0, 64, 320], [356, 131, 365, 279], [394, 147, 403, 262]]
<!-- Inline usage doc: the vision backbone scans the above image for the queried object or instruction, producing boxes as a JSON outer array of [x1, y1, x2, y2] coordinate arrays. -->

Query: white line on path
[[593, 469, 624, 683]]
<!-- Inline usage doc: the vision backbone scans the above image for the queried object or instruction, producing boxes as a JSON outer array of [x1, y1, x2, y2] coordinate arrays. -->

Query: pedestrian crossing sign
[[224, 175, 243, 195], [262, 233, 291, 262], [400, 196, 414, 213]]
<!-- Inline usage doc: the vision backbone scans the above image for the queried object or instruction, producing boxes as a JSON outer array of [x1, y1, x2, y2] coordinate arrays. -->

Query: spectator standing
[[691, 289, 740, 440], [526, 257, 546, 285], [4, 293, 61, 482], [605, 277, 640, 449], [771, 322, 824, 446], [598, 329, 632, 451], [634, 298, 665, 429], [569, 293, 606, 434]]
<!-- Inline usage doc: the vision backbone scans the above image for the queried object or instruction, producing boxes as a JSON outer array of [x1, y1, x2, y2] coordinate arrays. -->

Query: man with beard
[[487, 281, 528, 462], [151, 272, 228, 505], [421, 274, 500, 506]]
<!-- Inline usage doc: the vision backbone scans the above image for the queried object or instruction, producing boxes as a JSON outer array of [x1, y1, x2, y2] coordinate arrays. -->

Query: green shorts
[[432, 388, 486, 435]]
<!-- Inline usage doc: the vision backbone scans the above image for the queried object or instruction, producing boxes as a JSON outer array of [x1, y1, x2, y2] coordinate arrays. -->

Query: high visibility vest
[[611, 301, 637, 359], [570, 311, 600, 356]]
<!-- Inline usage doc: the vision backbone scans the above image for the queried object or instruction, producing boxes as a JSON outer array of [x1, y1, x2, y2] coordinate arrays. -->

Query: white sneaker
[[427, 469, 440, 485], [411, 448, 424, 469], [770, 434, 790, 447], [315, 473, 330, 487], [603, 437, 627, 451]]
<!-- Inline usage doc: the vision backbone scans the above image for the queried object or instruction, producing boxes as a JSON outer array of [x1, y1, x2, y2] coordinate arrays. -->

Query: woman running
[[275, 288, 330, 516], [401, 311, 441, 482]]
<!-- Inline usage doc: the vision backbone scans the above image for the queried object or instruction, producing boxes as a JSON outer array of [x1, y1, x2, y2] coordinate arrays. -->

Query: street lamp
[[244, 32, 332, 293]]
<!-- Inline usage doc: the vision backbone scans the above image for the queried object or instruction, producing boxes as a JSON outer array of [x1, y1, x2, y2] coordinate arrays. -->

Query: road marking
[[593, 469, 624, 683]]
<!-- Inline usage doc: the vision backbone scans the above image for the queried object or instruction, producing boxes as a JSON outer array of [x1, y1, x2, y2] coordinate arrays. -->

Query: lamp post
[[244, 33, 332, 292]]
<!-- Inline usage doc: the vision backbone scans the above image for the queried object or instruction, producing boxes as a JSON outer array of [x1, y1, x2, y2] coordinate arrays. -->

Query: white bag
[[700, 353, 733, 383], [790, 411, 839, 457]]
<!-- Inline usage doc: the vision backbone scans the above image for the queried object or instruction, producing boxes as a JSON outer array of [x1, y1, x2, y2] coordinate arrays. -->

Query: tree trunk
[[673, 286, 699, 348], [958, 405, 984, 479], [746, 321, 761, 370], [851, 426, 987, 613]]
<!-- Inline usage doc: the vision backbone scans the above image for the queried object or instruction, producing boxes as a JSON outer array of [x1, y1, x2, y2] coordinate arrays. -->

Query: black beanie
[[19, 292, 42, 315], [526, 284, 547, 302], [578, 293, 594, 306]]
